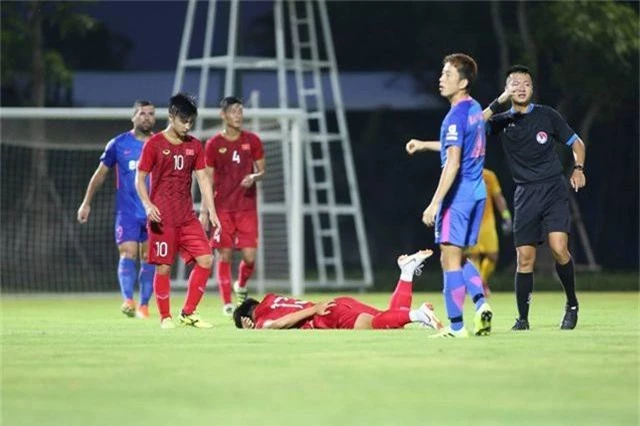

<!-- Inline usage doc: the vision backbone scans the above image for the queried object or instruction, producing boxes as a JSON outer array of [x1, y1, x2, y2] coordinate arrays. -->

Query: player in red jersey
[[135, 93, 221, 329], [233, 250, 445, 331], [202, 97, 265, 316]]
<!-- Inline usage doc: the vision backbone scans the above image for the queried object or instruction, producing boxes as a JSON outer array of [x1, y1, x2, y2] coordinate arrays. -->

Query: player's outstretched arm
[[77, 164, 110, 223], [195, 168, 221, 230], [198, 166, 215, 231], [135, 170, 161, 222], [261, 302, 334, 330], [483, 88, 513, 121], [405, 139, 441, 155], [570, 138, 586, 192], [422, 146, 461, 227], [240, 158, 266, 188]]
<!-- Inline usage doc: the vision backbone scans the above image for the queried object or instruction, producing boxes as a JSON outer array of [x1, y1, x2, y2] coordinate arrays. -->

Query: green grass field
[[2, 292, 638, 426]]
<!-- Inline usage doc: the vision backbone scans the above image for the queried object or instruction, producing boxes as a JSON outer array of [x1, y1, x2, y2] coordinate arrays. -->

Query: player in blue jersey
[[405, 53, 492, 338], [77, 100, 157, 319]]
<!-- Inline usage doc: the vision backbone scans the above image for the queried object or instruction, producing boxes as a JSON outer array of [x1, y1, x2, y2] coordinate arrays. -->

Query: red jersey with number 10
[[205, 131, 264, 212], [253, 293, 315, 329], [138, 133, 205, 226]]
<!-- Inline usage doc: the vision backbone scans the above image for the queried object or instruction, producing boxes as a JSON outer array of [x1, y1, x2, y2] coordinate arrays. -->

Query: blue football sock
[[117, 258, 136, 300], [138, 262, 155, 306], [443, 270, 466, 331], [463, 260, 485, 310]]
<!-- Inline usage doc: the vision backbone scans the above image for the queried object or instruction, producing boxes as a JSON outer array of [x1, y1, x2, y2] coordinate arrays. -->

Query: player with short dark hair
[[202, 96, 265, 316], [483, 65, 587, 330], [77, 100, 156, 319], [405, 53, 493, 338], [136, 93, 221, 329], [234, 250, 444, 331]]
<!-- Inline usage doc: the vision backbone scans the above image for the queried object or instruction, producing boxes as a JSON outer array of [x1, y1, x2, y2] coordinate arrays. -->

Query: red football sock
[[153, 272, 171, 320], [182, 264, 211, 315], [237, 260, 255, 289], [216, 260, 232, 304], [388, 279, 413, 310], [371, 309, 411, 329]]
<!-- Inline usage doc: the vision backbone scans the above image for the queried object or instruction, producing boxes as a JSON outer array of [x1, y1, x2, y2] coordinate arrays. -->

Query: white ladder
[[289, 1, 343, 283], [172, 0, 373, 289]]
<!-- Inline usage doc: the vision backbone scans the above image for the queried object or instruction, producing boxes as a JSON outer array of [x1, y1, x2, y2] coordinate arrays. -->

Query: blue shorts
[[115, 214, 148, 245], [435, 199, 486, 248]]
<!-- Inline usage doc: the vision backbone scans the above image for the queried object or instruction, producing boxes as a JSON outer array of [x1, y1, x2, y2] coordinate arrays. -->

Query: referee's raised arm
[[483, 87, 514, 121]]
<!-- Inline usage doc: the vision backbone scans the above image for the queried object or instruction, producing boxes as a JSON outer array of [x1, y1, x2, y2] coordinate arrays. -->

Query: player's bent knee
[[156, 264, 171, 275], [550, 246, 570, 263], [216, 249, 233, 263], [118, 243, 139, 260], [353, 314, 374, 329], [242, 249, 257, 264], [516, 248, 536, 271], [197, 254, 214, 269]]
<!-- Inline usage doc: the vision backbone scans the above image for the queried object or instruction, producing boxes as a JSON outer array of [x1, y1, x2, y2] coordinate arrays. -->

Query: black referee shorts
[[513, 175, 571, 247]]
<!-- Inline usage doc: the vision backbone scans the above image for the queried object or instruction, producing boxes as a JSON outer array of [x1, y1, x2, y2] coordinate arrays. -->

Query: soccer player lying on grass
[[233, 250, 444, 330]]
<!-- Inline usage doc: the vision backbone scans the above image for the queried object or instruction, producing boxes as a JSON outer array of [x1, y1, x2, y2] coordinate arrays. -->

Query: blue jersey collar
[[510, 103, 534, 115]]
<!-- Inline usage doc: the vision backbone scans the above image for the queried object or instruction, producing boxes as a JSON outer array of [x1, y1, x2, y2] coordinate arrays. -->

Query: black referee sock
[[515, 272, 534, 320], [556, 258, 578, 307]]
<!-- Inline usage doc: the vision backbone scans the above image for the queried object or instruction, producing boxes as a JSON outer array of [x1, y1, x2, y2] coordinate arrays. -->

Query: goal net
[[1, 108, 307, 295]]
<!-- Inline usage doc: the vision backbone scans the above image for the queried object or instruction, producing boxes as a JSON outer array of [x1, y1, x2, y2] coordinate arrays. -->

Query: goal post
[[0, 107, 307, 295]]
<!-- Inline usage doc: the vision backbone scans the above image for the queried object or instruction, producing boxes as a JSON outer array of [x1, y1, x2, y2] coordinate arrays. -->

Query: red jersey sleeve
[[251, 133, 265, 161], [253, 294, 314, 329], [205, 136, 217, 168], [193, 137, 206, 170], [138, 139, 156, 173]]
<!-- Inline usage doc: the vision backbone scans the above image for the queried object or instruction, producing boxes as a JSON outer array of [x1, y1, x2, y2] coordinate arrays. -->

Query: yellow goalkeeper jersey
[[481, 169, 502, 231]]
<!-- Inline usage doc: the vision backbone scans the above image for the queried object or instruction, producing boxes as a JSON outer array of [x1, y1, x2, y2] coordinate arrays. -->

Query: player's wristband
[[501, 210, 512, 221], [489, 98, 501, 114], [573, 164, 584, 172]]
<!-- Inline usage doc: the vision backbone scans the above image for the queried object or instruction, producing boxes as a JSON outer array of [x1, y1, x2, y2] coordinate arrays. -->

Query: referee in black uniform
[[483, 65, 586, 330]]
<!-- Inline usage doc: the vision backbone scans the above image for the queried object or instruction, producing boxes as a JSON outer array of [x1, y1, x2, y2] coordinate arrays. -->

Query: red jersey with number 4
[[253, 293, 315, 329], [205, 131, 264, 212], [138, 132, 205, 226]]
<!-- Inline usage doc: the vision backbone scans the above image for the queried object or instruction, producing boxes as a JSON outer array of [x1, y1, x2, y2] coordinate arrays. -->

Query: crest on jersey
[[185, 148, 195, 156], [219, 147, 227, 154], [162, 149, 170, 155], [536, 131, 548, 144], [241, 143, 251, 151]]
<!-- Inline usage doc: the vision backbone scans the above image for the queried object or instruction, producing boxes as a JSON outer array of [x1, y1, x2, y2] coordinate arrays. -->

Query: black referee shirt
[[487, 104, 578, 184]]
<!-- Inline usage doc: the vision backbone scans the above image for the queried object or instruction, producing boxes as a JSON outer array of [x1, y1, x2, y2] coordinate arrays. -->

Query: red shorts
[[147, 216, 211, 265], [210, 210, 258, 249], [310, 297, 380, 329]]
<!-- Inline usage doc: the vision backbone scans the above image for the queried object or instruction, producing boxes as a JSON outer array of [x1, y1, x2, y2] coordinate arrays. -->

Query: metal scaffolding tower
[[173, 0, 373, 290]]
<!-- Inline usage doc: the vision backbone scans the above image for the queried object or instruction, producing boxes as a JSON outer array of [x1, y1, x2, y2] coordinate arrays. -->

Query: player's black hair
[[506, 64, 532, 79], [233, 297, 260, 329], [133, 99, 154, 109], [169, 92, 197, 120], [443, 53, 478, 93], [220, 96, 243, 111]]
